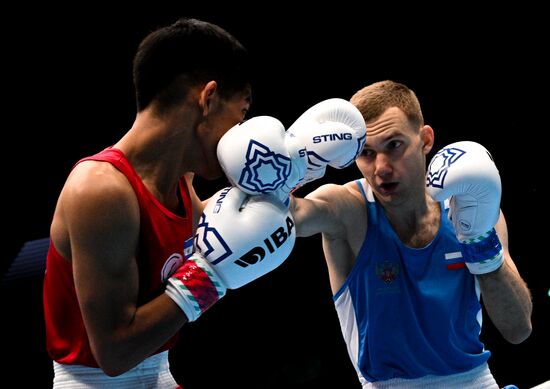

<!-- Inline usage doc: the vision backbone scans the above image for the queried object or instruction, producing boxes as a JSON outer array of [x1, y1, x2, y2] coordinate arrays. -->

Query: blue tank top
[[333, 179, 490, 383]]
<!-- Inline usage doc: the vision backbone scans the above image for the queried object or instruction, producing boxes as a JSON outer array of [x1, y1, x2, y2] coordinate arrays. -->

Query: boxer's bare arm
[[56, 162, 186, 376], [477, 212, 532, 344], [290, 184, 346, 238], [291, 182, 367, 292]]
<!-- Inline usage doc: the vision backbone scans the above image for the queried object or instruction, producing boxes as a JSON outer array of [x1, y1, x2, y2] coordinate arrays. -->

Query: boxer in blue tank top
[[290, 81, 532, 388]]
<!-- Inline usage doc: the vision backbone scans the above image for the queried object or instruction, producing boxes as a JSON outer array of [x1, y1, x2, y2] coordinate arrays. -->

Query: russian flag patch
[[445, 251, 465, 270]]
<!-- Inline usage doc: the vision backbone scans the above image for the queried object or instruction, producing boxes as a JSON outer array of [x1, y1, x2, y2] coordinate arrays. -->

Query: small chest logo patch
[[160, 253, 184, 282], [375, 260, 400, 284]]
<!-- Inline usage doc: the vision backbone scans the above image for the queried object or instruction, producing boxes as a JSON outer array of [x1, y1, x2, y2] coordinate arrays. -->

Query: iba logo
[[426, 146, 466, 189], [233, 216, 294, 268], [194, 212, 295, 268]]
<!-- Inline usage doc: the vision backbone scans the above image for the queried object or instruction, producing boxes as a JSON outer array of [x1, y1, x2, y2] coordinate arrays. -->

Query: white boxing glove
[[217, 99, 367, 205], [286, 98, 367, 186], [426, 141, 503, 274], [217, 116, 302, 206], [166, 186, 295, 321]]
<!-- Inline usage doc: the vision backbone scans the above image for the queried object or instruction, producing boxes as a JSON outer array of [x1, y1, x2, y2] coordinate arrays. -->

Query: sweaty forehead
[[366, 107, 413, 138]]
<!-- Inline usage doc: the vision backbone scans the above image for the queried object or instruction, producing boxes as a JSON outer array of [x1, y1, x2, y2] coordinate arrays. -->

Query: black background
[[2, 5, 548, 388]]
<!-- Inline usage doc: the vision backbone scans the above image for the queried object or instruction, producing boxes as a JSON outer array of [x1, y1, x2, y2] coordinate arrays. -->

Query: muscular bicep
[[63, 166, 140, 352], [291, 184, 347, 238]]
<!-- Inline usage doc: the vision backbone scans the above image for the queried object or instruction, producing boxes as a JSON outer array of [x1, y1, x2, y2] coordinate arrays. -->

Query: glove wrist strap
[[165, 255, 226, 321], [460, 228, 504, 275]]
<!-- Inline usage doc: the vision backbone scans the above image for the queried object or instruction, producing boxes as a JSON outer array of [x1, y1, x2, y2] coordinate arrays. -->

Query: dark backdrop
[[2, 5, 548, 388]]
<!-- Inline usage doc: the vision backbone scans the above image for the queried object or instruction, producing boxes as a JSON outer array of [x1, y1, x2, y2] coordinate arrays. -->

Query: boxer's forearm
[[478, 256, 532, 344]]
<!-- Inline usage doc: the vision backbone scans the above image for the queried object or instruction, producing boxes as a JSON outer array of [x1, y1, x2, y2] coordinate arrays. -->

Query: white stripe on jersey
[[334, 286, 367, 386]]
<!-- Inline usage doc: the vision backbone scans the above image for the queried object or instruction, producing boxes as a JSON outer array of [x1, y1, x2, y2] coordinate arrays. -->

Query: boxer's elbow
[[502, 320, 532, 344], [96, 356, 134, 377], [92, 344, 137, 377]]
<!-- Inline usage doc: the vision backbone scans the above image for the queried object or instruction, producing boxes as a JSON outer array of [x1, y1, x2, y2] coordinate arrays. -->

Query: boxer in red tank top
[[43, 18, 253, 387]]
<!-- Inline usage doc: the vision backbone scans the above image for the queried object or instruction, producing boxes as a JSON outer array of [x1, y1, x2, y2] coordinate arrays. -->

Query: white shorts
[[362, 362, 498, 389], [52, 351, 179, 388]]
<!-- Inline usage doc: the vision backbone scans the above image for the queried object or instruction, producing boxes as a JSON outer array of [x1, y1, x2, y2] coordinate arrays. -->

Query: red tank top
[[43, 147, 193, 367]]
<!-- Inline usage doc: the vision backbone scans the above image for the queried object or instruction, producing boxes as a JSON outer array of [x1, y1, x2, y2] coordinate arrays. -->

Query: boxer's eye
[[388, 140, 402, 150]]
